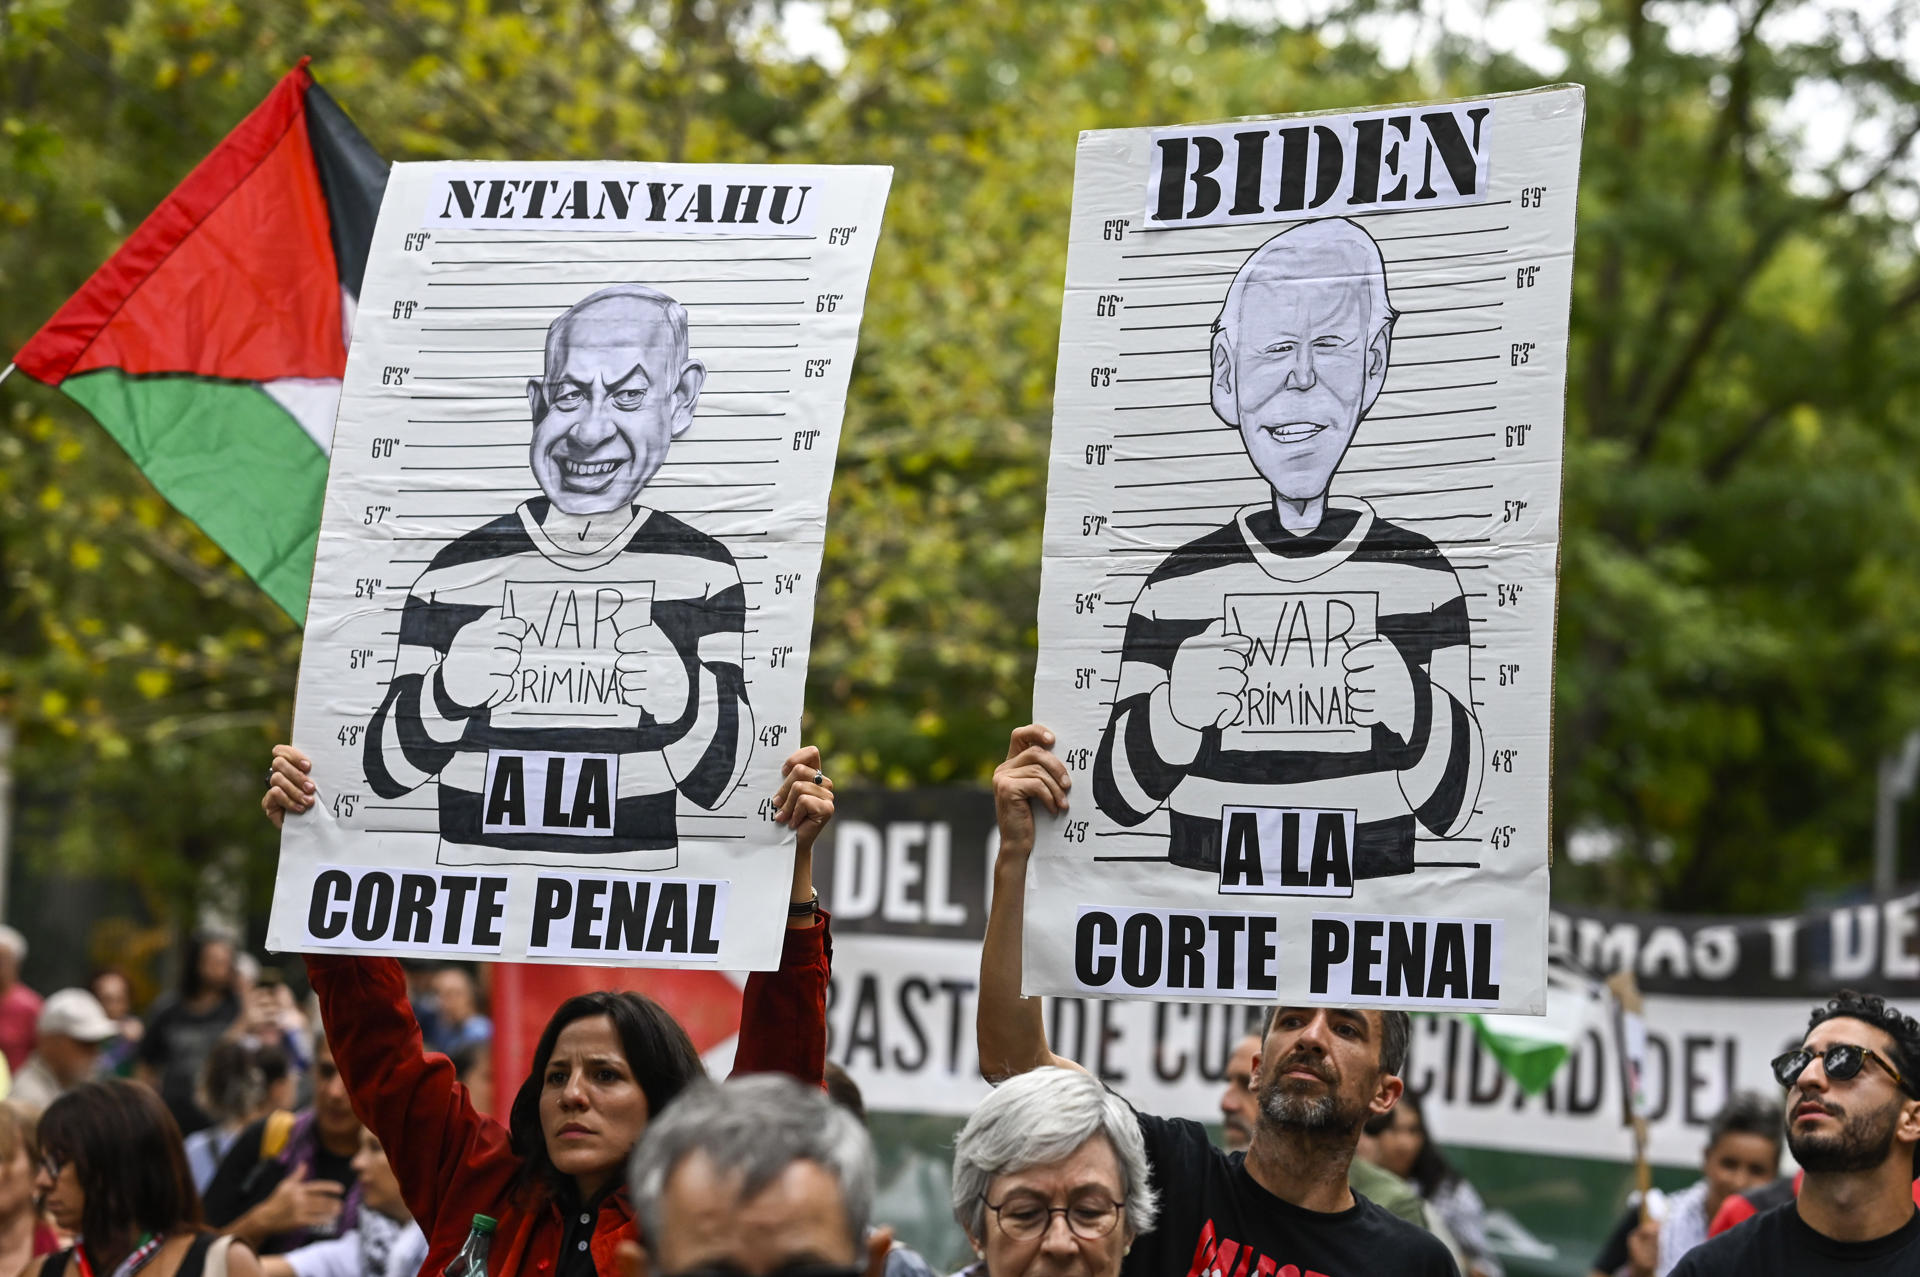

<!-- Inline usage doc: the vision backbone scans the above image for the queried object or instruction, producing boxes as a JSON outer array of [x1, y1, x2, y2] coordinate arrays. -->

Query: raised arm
[[264, 747, 517, 1233], [732, 746, 834, 1085], [303, 954, 516, 1236], [978, 725, 1084, 1082]]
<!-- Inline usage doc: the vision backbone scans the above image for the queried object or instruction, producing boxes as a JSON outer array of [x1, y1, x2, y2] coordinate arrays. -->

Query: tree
[[4, 0, 1919, 927]]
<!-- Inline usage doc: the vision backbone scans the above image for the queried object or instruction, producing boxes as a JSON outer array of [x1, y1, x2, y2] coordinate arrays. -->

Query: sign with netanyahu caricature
[[1025, 88, 1584, 1012], [268, 161, 892, 969]]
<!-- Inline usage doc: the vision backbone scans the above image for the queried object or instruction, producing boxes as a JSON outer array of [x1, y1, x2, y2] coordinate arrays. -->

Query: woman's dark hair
[[507, 991, 705, 1191], [1363, 1090, 1457, 1198], [179, 932, 235, 1003], [39, 1080, 201, 1249]]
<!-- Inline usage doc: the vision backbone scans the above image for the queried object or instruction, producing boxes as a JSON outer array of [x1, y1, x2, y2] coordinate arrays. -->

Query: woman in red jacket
[[262, 744, 836, 1277]]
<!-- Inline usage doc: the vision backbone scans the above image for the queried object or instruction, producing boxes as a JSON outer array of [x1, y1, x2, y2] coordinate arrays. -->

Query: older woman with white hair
[[951, 1067, 1157, 1277]]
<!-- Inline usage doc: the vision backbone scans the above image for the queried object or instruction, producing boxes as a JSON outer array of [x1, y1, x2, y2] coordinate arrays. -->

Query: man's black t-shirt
[[1121, 1115, 1457, 1277], [1671, 1202, 1920, 1275]]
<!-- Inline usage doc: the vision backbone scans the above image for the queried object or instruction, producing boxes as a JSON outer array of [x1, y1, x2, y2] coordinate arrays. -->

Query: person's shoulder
[[1349, 1194, 1457, 1271], [1143, 521, 1254, 589], [3, 984, 42, 1010], [1130, 1111, 1222, 1168], [214, 1115, 273, 1170], [1131, 1109, 1210, 1143], [1349, 1161, 1425, 1221], [1671, 1199, 1786, 1274], [630, 508, 737, 567], [882, 1241, 939, 1277]]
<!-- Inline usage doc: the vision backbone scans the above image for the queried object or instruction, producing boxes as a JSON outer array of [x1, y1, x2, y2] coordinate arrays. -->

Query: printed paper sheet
[[1025, 89, 1583, 1013], [268, 161, 891, 969]]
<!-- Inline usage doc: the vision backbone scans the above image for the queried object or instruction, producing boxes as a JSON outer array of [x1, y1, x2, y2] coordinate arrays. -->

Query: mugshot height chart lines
[[1025, 88, 1583, 1013], [268, 162, 892, 970]]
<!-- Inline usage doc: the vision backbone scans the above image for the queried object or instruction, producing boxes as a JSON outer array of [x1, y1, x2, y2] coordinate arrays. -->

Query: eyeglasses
[[981, 1193, 1123, 1242], [1771, 1043, 1915, 1097]]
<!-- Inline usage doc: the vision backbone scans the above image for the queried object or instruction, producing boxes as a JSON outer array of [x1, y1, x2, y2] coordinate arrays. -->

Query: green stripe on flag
[[1466, 1011, 1575, 1095], [63, 369, 325, 622]]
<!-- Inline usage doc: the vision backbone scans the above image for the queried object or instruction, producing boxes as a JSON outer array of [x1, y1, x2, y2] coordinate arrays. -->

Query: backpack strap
[[259, 1110, 297, 1161], [175, 1233, 223, 1277]]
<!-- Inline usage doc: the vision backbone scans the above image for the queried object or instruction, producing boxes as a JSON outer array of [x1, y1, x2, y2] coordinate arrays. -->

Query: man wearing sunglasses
[[1672, 989, 1920, 1274], [619, 1074, 893, 1277]]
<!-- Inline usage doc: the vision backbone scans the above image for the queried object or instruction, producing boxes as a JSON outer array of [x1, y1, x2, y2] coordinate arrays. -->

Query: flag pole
[[1608, 970, 1655, 1223], [0, 363, 15, 389]]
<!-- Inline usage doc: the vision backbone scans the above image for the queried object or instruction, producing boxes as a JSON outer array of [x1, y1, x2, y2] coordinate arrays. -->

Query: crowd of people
[[0, 729, 1901, 1277]]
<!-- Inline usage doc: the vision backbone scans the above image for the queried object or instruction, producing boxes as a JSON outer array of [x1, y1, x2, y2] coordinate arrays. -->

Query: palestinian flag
[[9, 59, 385, 623]]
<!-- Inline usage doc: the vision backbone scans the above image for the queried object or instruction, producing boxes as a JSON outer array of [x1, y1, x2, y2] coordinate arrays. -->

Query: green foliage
[[2, 0, 1919, 918]]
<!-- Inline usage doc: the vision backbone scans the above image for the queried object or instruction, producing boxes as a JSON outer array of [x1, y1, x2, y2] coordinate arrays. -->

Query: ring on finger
[[812, 770, 828, 787]]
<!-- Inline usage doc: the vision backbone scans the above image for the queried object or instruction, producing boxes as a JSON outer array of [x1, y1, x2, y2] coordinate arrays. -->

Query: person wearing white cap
[[11, 989, 118, 1112]]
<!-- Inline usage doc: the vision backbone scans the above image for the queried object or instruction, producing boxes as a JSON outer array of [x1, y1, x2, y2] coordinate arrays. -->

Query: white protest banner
[[269, 162, 891, 969], [806, 786, 1919, 1170], [1026, 88, 1585, 1012]]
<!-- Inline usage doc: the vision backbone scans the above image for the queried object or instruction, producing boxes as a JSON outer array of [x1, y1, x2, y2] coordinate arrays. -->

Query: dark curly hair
[[1806, 989, 1920, 1098]]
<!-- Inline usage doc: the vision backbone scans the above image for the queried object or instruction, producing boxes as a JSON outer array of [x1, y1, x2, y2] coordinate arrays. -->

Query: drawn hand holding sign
[[1165, 619, 1252, 736], [614, 606, 692, 723], [439, 610, 534, 711]]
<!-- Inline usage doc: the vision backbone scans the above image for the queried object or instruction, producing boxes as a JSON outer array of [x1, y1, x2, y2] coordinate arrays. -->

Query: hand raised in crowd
[[771, 746, 835, 927], [992, 723, 1069, 854], [1624, 1211, 1659, 1277], [773, 745, 835, 851], [248, 1164, 344, 1238], [261, 744, 315, 830]]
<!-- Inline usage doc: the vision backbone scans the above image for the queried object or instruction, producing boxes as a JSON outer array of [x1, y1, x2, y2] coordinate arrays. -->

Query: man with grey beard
[[979, 725, 1457, 1277], [1219, 1024, 1468, 1265], [1672, 990, 1920, 1274]]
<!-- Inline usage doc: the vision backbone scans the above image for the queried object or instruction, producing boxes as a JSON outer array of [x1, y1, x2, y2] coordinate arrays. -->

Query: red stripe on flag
[[14, 60, 344, 386]]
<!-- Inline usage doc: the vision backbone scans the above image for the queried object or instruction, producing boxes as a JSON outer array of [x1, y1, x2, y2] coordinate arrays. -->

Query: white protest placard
[[1026, 88, 1584, 1013], [268, 162, 891, 969]]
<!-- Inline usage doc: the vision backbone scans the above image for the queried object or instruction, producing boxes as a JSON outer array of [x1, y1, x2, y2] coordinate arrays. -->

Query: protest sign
[[268, 162, 891, 969], [1026, 88, 1585, 1012]]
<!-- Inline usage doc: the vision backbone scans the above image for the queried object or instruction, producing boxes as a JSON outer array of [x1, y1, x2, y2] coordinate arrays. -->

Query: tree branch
[[1629, 113, 1920, 461]]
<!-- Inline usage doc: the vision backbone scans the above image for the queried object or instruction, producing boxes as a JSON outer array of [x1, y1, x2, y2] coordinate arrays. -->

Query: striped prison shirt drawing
[[1093, 497, 1481, 879], [365, 497, 752, 870]]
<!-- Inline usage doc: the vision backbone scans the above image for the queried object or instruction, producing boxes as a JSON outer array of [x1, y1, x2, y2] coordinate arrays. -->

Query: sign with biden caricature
[[268, 161, 892, 969], [1026, 88, 1584, 1013]]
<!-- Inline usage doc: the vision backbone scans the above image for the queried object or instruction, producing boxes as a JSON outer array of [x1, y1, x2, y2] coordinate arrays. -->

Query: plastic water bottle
[[445, 1214, 496, 1277]]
